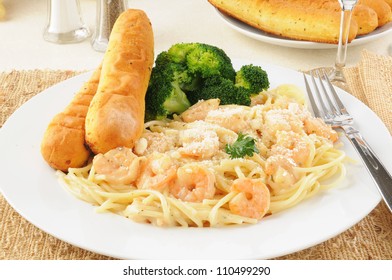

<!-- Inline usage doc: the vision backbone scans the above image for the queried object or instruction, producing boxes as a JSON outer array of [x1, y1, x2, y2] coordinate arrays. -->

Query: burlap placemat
[[343, 50, 392, 132], [1, 51, 391, 259]]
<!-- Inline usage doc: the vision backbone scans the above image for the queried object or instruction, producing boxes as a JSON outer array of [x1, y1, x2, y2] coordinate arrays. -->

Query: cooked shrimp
[[262, 108, 304, 146], [140, 130, 177, 155], [92, 147, 142, 186], [179, 122, 220, 159], [250, 92, 269, 106], [181, 98, 220, 123], [205, 105, 251, 133], [229, 178, 270, 220], [170, 163, 216, 202], [136, 152, 177, 191], [304, 117, 338, 142], [264, 130, 312, 194], [271, 131, 312, 167], [264, 155, 298, 194]]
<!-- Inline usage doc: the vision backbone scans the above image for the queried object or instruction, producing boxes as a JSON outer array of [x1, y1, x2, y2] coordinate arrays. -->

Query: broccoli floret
[[188, 75, 251, 106], [145, 43, 258, 120], [167, 42, 197, 64], [145, 52, 191, 120], [154, 51, 195, 87], [186, 43, 236, 81], [167, 43, 236, 81], [235, 64, 269, 94]]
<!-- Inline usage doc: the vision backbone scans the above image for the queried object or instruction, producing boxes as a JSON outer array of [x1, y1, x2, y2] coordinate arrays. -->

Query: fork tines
[[303, 69, 350, 123]]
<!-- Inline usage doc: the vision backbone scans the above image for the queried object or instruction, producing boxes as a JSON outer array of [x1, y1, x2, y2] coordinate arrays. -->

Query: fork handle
[[342, 125, 392, 212]]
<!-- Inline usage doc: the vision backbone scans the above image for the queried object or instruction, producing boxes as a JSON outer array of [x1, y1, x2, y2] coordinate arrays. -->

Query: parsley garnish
[[225, 132, 259, 159]]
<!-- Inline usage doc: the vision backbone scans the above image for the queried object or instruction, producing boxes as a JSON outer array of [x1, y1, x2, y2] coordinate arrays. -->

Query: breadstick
[[85, 9, 154, 154], [353, 4, 378, 36], [385, 0, 392, 9], [322, 1, 378, 36], [208, 0, 358, 44], [359, 0, 392, 27], [41, 65, 101, 171]]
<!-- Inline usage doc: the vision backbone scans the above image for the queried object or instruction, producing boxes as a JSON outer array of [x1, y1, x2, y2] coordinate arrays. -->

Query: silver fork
[[304, 69, 392, 212]]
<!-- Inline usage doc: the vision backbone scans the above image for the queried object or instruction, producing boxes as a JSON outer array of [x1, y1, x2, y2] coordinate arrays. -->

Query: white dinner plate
[[216, 9, 392, 49], [0, 60, 389, 260]]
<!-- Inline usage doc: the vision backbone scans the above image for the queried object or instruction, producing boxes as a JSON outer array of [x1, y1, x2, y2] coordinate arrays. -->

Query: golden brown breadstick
[[85, 9, 154, 154], [353, 4, 379, 35], [359, 0, 392, 27], [208, 0, 358, 44], [322, 1, 378, 36], [385, 0, 392, 9], [41, 65, 101, 171]]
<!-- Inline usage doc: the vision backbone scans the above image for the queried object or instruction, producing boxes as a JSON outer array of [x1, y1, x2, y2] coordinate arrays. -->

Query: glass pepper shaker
[[43, 0, 90, 44], [91, 0, 128, 52]]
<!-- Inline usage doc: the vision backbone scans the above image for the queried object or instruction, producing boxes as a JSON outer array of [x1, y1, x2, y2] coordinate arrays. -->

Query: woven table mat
[[1, 51, 391, 259]]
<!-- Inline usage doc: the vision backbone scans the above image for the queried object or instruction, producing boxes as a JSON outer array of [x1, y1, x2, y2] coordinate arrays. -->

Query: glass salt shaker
[[91, 0, 127, 52], [43, 0, 90, 44]]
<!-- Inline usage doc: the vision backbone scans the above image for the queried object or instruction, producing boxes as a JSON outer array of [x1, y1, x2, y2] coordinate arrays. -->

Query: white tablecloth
[[1, 0, 391, 72]]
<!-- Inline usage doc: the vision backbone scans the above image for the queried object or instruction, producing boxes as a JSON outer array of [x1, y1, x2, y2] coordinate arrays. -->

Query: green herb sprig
[[225, 132, 259, 159]]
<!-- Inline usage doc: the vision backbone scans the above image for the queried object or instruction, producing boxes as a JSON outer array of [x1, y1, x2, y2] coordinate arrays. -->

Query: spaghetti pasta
[[58, 84, 346, 227]]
